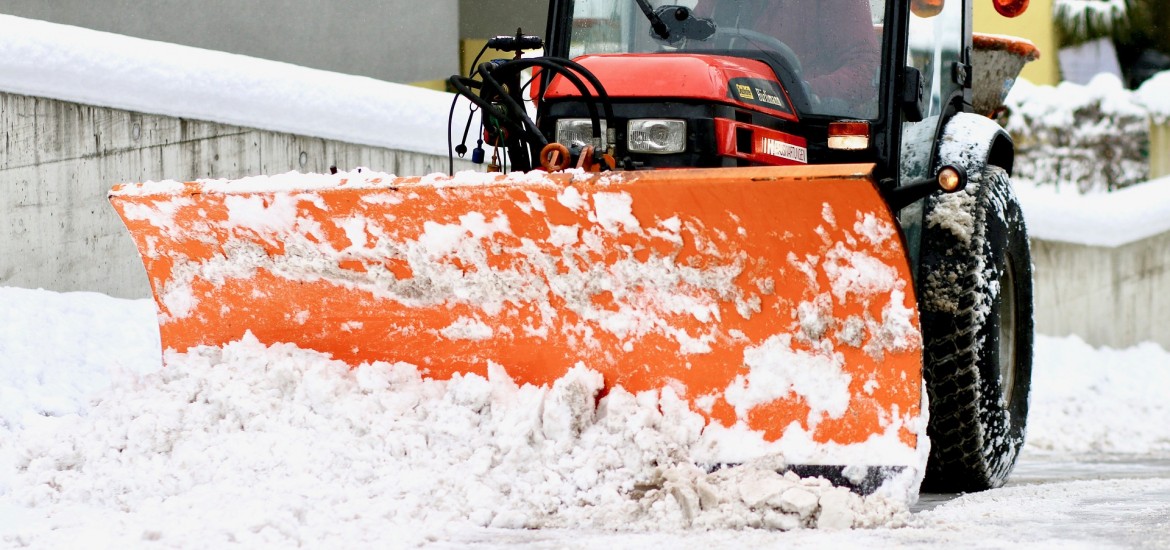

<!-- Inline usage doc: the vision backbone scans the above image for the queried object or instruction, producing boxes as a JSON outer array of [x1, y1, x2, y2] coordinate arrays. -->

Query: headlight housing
[[555, 118, 687, 155], [627, 119, 686, 154], [555, 119, 607, 148]]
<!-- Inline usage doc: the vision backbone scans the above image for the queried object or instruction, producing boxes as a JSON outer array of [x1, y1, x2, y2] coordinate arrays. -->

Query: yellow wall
[[1152, 122, 1170, 180], [973, 0, 1060, 85]]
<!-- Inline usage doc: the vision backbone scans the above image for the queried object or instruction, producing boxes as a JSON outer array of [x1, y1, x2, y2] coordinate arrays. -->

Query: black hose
[[446, 55, 618, 171], [446, 42, 492, 175], [485, 58, 610, 146], [446, 93, 460, 176]]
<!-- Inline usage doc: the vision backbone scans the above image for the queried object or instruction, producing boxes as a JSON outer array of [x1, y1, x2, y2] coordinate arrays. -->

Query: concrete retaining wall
[[4, 92, 1168, 350], [1, 91, 470, 299], [1031, 232, 1170, 350]]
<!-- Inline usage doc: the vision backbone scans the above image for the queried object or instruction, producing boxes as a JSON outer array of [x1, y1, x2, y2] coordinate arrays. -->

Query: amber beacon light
[[993, 0, 1029, 17]]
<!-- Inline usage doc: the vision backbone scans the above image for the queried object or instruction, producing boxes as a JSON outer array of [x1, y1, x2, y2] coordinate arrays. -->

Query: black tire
[[918, 165, 1034, 493]]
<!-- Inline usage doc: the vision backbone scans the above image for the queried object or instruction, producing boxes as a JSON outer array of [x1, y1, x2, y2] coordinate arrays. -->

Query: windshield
[[568, 0, 885, 119]]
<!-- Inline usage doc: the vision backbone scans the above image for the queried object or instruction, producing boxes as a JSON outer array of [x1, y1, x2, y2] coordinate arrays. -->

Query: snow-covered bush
[[1053, 0, 1135, 46], [1003, 73, 1149, 193]]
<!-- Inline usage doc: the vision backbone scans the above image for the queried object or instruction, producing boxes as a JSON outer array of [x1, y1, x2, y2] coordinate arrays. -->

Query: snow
[[1014, 175, 1170, 247], [1025, 336, 1170, 455], [1135, 70, 1170, 123], [2, 286, 1169, 547], [1006, 73, 1147, 128], [3, 9, 1170, 546], [0, 288, 916, 545], [1004, 73, 1170, 240], [1054, 0, 1131, 42], [0, 14, 457, 157]]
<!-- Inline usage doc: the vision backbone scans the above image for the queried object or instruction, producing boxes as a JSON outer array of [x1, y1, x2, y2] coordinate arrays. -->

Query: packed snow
[[0, 288, 913, 546], [2, 286, 1168, 547]]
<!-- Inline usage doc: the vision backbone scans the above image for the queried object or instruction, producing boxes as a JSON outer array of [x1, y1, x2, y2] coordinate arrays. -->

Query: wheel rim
[[997, 261, 1017, 406]]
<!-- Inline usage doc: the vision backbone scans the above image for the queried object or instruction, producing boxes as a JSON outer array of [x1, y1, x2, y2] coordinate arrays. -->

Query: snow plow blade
[[110, 165, 925, 481]]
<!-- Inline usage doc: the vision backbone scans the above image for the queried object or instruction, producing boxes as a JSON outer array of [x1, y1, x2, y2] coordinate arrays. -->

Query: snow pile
[[1025, 335, 1170, 455], [1, 332, 910, 547], [0, 288, 159, 429], [1004, 74, 1148, 193], [0, 14, 456, 157], [3, 287, 1170, 544]]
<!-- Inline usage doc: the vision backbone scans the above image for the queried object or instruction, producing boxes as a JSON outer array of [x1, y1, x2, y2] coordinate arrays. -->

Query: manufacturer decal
[[752, 128, 808, 165], [728, 77, 792, 115], [735, 83, 755, 101], [757, 136, 807, 163]]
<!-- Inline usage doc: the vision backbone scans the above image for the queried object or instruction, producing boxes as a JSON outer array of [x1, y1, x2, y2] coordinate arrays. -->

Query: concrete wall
[[0, 0, 459, 85], [1032, 233, 1170, 350], [5, 90, 1169, 349], [1, 91, 469, 299]]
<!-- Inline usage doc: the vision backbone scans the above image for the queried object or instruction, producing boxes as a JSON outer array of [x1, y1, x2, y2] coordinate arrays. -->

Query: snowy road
[[436, 453, 1170, 549], [2, 287, 1169, 548]]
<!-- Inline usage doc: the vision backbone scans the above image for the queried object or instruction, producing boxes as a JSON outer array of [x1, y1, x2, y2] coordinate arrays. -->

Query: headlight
[[555, 119, 607, 148], [627, 119, 686, 154]]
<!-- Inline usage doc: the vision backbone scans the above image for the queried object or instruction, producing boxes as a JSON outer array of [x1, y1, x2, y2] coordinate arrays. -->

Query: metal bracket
[[952, 61, 972, 88]]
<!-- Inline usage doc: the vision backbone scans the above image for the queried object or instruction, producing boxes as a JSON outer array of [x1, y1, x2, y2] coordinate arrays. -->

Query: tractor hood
[[544, 54, 800, 122]]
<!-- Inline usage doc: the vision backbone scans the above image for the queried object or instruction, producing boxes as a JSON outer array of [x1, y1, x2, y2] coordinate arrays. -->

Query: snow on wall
[[0, 14, 479, 298], [1135, 70, 1170, 124], [1004, 74, 1148, 192], [1014, 176, 1170, 247], [0, 14, 459, 158]]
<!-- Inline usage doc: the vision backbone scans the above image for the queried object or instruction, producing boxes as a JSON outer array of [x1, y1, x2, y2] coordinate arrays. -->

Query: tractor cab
[[535, 0, 980, 183], [560, 0, 882, 120]]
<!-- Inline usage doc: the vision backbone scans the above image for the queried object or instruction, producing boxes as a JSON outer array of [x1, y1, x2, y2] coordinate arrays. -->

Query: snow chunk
[[591, 192, 641, 235], [725, 334, 851, 425], [439, 317, 494, 341]]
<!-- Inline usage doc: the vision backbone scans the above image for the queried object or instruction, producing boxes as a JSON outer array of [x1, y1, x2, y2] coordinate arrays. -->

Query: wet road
[[917, 452, 1170, 512]]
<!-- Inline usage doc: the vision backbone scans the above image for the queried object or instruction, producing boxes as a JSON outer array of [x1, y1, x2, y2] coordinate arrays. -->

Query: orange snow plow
[[110, 164, 924, 459], [110, 0, 1044, 496]]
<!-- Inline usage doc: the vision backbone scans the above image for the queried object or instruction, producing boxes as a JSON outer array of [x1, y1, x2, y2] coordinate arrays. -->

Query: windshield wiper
[[634, 0, 672, 40], [635, 2, 717, 44]]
